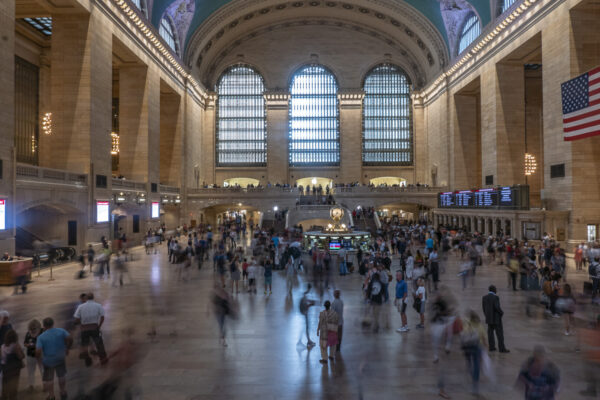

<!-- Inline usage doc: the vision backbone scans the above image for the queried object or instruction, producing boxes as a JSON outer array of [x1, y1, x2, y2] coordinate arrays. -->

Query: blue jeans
[[464, 346, 481, 391], [339, 261, 348, 275]]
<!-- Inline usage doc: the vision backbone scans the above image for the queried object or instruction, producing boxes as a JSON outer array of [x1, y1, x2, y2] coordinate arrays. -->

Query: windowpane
[[502, 0, 517, 13], [362, 64, 412, 165], [289, 65, 339, 166], [216, 65, 267, 166], [458, 13, 481, 54], [22, 18, 52, 36], [159, 17, 178, 54]]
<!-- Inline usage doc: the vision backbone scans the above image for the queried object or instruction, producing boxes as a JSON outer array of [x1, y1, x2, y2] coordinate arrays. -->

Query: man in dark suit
[[482, 285, 509, 353]]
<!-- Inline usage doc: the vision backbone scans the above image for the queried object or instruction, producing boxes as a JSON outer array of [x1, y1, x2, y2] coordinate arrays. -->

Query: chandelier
[[42, 112, 52, 135], [524, 153, 537, 176], [111, 132, 120, 155]]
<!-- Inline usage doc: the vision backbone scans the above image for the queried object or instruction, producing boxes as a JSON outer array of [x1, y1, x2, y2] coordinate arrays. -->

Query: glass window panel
[[362, 64, 412, 166], [502, 0, 517, 13], [216, 64, 267, 167], [458, 13, 481, 54], [22, 17, 52, 36], [159, 16, 178, 55], [288, 65, 339, 166]]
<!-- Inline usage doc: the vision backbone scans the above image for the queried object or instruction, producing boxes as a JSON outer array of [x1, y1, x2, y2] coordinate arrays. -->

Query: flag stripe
[[590, 87, 600, 97], [563, 114, 600, 132], [564, 124, 600, 136], [563, 109, 600, 128], [564, 129, 600, 141], [564, 103, 600, 122]]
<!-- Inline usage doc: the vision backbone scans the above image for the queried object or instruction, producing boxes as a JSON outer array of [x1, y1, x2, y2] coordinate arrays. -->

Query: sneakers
[[416, 324, 425, 329], [396, 326, 410, 332], [564, 330, 572, 336]]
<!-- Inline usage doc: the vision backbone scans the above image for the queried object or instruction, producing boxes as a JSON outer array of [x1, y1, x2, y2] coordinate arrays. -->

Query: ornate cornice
[[338, 90, 365, 109], [264, 91, 291, 110]]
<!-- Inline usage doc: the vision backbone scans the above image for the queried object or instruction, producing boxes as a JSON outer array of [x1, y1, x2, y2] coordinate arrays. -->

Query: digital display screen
[[96, 201, 109, 223], [0, 199, 5, 230], [438, 186, 529, 210], [151, 202, 159, 219], [329, 242, 341, 250]]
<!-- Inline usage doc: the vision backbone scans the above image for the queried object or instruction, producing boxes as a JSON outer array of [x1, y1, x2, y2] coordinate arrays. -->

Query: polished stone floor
[[2, 241, 596, 400]]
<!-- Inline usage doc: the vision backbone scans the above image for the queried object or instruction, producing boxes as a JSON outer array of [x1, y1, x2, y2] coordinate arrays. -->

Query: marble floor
[[2, 242, 597, 400]]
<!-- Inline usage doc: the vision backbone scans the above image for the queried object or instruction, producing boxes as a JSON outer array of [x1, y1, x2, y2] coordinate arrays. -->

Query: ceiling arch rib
[[184, 0, 450, 88]]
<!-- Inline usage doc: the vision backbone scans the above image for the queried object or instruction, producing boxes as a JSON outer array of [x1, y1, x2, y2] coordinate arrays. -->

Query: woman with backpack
[[1, 329, 25, 399], [461, 311, 487, 395]]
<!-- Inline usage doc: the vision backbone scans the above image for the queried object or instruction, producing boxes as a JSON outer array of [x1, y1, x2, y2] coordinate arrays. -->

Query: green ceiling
[[150, 0, 493, 54]]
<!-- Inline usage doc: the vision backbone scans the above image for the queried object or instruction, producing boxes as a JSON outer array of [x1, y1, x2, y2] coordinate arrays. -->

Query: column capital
[[205, 92, 217, 110], [337, 90, 365, 109], [264, 91, 290, 110]]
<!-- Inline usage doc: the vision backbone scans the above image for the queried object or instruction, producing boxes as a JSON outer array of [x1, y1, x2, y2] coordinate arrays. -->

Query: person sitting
[[1, 253, 13, 261]]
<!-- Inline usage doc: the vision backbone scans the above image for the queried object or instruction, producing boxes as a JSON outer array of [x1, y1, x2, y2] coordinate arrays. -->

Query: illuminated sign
[[96, 201, 109, 223], [151, 202, 159, 219], [0, 199, 5, 230]]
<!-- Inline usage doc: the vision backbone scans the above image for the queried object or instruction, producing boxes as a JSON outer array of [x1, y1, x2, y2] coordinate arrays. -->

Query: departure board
[[438, 185, 529, 210]]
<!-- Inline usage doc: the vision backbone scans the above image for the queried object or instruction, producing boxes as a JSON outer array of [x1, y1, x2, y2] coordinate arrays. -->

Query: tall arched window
[[159, 15, 178, 55], [362, 64, 412, 165], [289, 65, 339, 166], [216, 64, 267, 166], [500, 0, 518, 14], [131, 0, 148, 17], [458, 13, 481, 54]]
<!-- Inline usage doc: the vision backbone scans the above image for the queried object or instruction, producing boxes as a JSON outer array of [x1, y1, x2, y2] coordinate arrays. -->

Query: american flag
[[562, 66, 600, 141]]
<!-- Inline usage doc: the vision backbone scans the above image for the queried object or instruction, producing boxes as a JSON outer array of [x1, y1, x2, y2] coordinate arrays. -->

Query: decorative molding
[[338, 90, 365, 109], [264, 91, 291, 110]]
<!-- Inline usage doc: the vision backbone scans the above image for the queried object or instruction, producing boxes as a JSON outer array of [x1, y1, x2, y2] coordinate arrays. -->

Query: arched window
[[130, 0, 148, 17], [500, 0, 518, 14], [288, 65, 339, 166], [159, 15, 179, 55], [458, 13, 481, 54], [362, 64, 412, 165], [216, 64, 267, 166]]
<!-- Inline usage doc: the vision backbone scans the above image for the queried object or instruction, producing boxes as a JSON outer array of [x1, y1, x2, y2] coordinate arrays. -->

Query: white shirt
[[74, 300, 105, 325], [416, 286, 426, 302]]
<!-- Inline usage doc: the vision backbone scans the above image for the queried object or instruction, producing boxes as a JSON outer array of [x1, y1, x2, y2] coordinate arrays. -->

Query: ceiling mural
[[163, 0, 196, 50], [150, 0, 494, 55]]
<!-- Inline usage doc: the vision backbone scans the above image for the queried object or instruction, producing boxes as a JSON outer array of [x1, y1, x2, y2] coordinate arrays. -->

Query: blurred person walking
[[74, 293, 108, 366], [460, 311, 487, 395], [211, 284, 235, 347], [24, 319, 43, 391], [298, 285, 316, 347], [317, 301, 339, 363], [516, 345, 560, 400], [36, 317, 73, 400], [1, 330, 25, 400], [395, 270, 409, 332], [331, 290, 344, 352]]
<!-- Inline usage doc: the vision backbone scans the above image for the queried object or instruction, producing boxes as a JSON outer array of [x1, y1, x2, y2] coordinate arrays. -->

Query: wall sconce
[[42, 112, 52, 135], [111, 132, 120, 155]]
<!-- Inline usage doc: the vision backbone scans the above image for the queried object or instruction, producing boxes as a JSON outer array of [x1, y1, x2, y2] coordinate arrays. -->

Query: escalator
[[16, 227, 76, 265]]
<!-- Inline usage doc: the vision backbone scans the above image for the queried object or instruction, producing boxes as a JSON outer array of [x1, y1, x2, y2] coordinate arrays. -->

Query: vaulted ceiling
[[145, 0, 496, 88]]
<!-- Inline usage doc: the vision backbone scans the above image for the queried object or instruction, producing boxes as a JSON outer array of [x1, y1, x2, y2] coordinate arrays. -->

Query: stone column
[[413, 96, 427, 184], [38, 48, 52, 167], [160, 90, 183, 186], [49, 13, 112, 176], [338, 90, 365, 184], [453, 93, 481, 188], [264, 91, 290, 184], [118, 65, 160, 183], [0, 0, 15, 253], [200, 93, 216, 185]]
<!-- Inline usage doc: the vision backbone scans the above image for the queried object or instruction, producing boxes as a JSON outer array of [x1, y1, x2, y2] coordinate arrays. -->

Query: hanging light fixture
[[524, 153, 537, 176], [42, 112, 52, 135], [111, 132, 120, 155]]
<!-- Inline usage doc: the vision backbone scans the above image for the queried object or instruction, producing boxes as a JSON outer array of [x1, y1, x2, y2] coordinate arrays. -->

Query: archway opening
[[369, 176, 406, 187], [223, 178, 260, 188], [296, 177, 332, 188]]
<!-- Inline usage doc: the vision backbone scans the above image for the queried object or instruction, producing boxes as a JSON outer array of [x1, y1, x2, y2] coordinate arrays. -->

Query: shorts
[[43, 362, 67, 381], [264, 276, 272, 285], [397, 301, 407, 314], [419, 301, 426, 314]]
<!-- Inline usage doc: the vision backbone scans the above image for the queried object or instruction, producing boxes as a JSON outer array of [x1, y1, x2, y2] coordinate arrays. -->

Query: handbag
[[412, 296, 422, 313]]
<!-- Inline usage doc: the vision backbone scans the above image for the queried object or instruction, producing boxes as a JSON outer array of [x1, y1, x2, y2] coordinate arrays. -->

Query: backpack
[[542, 280, 553, 296], [370, 281, 382, 297]]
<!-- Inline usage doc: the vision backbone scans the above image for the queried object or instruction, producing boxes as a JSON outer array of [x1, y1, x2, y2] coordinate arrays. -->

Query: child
[[264, 260, 273, 295], [247, 261, 258, 293], [242, 258, 249, 286]]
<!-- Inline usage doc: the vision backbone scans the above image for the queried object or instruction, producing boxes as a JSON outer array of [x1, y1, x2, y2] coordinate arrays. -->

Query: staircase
[[16, 227, 76, 264]]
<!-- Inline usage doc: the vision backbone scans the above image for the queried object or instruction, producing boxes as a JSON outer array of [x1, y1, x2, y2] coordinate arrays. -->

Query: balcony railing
[[159, 184, 180, 194], [111, 178, 147, 191], [16, 163, 88, 186]]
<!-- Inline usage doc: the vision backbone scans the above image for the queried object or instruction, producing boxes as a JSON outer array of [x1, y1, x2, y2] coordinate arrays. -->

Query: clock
[[330, 207, 344, 222]]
